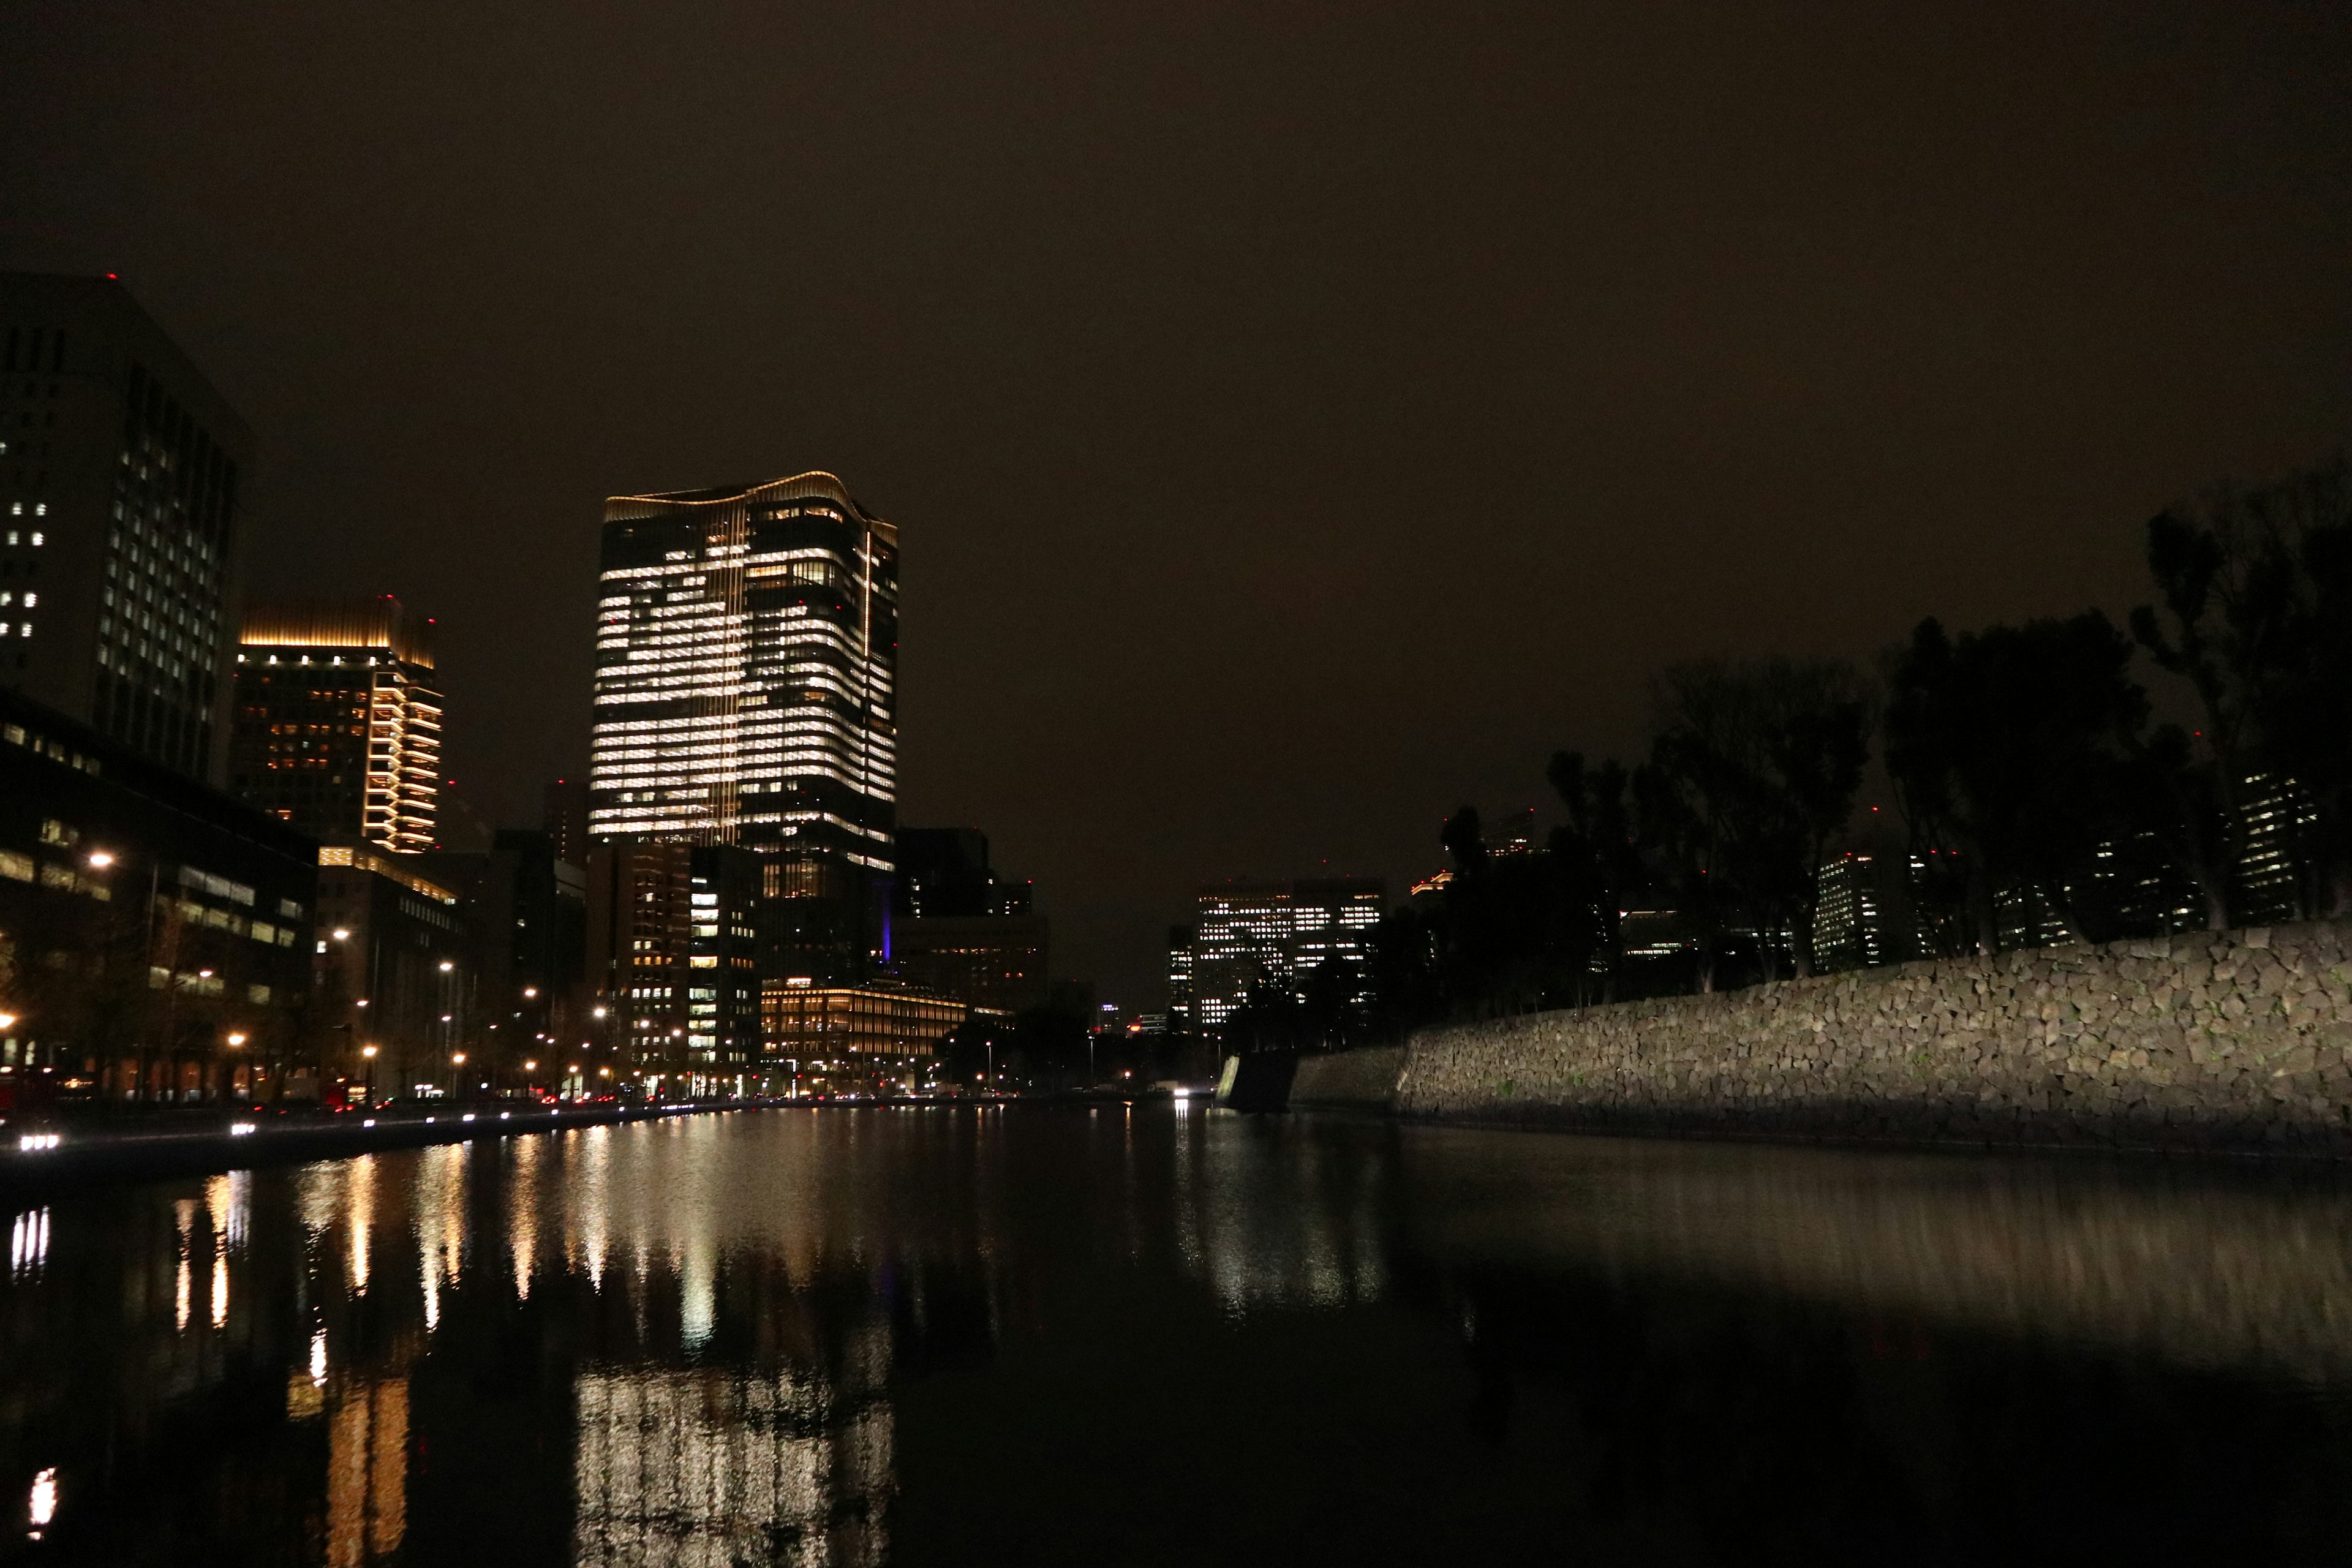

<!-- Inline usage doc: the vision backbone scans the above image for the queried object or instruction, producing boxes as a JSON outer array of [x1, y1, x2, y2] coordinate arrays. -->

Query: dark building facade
[[415, 829, 587, 1085], [543, 776, 589, 868], [589, 472, 897, 984], [892, 916, 1049, 1017], [0, 688, 315, 1106], [892, 827, 1033, 920], [312, 845, 473, 1102], [583, 841, 761, 1095], [0, 273, 252, 784], [888, 826, 1044, 1016], [229, 597, 442, 853]]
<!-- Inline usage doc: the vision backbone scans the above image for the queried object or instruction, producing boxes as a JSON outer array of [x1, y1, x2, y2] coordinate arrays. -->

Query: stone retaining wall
[[1389, 922, 2352, 1155], [1290, 1045, 1406, 1111]]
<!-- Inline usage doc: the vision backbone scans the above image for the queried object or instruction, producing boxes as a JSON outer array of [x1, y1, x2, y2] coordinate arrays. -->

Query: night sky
[[5, 2, 2349, 1001]]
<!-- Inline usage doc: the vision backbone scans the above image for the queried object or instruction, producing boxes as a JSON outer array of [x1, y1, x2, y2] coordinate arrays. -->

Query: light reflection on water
[[1, 1107, 2351, 1563]]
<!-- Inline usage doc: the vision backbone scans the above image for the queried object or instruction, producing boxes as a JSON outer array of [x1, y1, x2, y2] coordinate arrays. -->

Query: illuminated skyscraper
[[0, 273, 252, 783], [1189, 878, 1384, 1030], [589, 472, 897, 979], [228, 597, 441, 853]]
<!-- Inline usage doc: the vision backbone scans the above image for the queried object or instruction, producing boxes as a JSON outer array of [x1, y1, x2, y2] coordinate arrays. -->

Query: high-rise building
[[415, 829, 589, 1071], [588, 473, 897, 982], [2236, 773, 2323, 925], [1189, 878, 1384, 1031], [543, 776, 590, 867], [893, 916, 1050, 1016], [1810, 851, 1928, 972], [1166, 924, 1196, 1032], [892, 827, 1032, 919], [583, 841, 763, 1095], [0, 273, 253, 783], [888, 824, 1045, 1016], [228, 597, 442, 852]]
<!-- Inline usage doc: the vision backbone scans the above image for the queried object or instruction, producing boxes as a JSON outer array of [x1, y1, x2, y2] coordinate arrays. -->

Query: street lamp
[[86, 851, 114, 869], [439, 960, 454, 973], [225, 1032, 247, 1047], [331, 928, 350, 941], [360, 1044, 378, 1105]]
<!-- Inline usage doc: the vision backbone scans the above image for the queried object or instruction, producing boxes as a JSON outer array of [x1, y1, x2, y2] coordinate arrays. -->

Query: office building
[[0, 687, 314, 1104], [583, 841, 762, 1095], [891, 916, 1049, 1016], [543, 776, 590, 867], [0, 273, 253, 783], [760, 981, 965, 1095], [888, 825, 1044, 1014], [2237, 773, 2323, 925], [228, 597, 442, 852], [1810, 852, 1927, 972], [1188, 878, 1384, 1031], [1166, 924, 1196, 1032], [893, 827, 1032, 919], [589, 472, 897, 981], [312, 844, 472, 1100], [415, 829, 588, 1075]]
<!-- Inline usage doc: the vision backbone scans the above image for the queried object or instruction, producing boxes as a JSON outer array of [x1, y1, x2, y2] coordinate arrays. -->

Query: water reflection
[[1, 1109, 2351, 1562]]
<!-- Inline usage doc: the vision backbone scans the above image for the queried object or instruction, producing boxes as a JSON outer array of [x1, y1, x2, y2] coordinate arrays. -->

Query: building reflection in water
[[324, 1376, 408, 1567], [573, 1362, 892, 1568], [1176, 1103, 1391, 1316], [10, 1106, 2352, 1562]]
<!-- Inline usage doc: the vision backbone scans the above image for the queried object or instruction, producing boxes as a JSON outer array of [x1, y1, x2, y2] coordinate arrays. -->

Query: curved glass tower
[[589, 472, 898, 979]]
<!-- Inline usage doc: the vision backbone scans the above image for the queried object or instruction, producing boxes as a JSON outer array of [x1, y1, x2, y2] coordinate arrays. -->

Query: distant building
[[589, 472, 897, 982], [2237, 773, 2322, 925], [543, 776, 590, 867], [1188, 878, 1384, 1031], [1811, 853, 1926, 972], [1166, 924, 1196, 1032], [892, 914, 1049, 1016], [0, 273, 254, 783], [229, 597, 442, 853], [0, 687, 314, 1103], [313, 843, 472, 1100], [414, 829, 588, 1077], [892, 827, 1031, 918], [760, 981, 964, 1094], [583, 841, 762, 1095]]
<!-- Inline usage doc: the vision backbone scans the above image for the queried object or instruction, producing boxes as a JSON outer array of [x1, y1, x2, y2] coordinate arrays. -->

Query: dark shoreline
[[0, 1090, 1195, 1197]]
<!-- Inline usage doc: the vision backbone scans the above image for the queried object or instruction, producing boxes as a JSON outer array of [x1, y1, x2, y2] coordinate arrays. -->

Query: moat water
[[4, 1103, 2352, 1564]]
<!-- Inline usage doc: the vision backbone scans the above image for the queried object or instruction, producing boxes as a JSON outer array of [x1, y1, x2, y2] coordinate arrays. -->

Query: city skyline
[[6, 2, 2350, 999]]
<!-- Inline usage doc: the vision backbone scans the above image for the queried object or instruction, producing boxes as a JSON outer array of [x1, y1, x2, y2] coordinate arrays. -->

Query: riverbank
[[0, 1088, 1209, 1195], [0, 1100, 748, 1194], [1292, 920, 2352, 1158]]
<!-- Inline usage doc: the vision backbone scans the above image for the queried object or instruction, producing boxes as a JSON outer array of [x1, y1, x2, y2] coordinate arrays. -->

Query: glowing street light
[[331, 928, 350, 941], [0, 1012, 15, 1032], [86, 851, 114, 869], [523, 1060, 538, 1072], [438, 960, 454, 973], [361, 1046, 378, 1059], [522, 986, 537, 999], [592, 1006, 607, 1019], [225, 1032, 247, 1047], [451, 1052, 467, 1066]]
